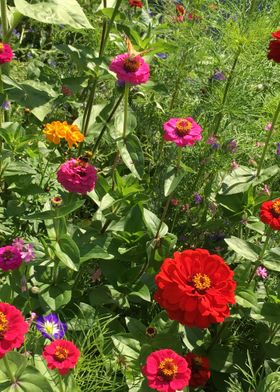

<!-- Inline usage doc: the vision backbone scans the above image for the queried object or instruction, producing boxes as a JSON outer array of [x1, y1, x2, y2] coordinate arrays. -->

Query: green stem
[[248, 228, 272, 283], [256, 100, 280, 177], [0, 0, 8, 41], [3, 356, 15, 383], [39, 158, 49, 188], [122, 84, 129, 139], [58, 376, 64, 392], [101, 0, 123, 58]]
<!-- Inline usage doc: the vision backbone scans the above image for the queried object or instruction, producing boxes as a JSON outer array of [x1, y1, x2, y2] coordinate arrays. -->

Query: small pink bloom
[[0, 245, 22, 271], [256, 142, 265, 147], [265, 123, 272, 131], [57, 158, 97, 194], [0, 43, 13, 64], [21, 243, 36, 262], [12, 238, 24, 251], [109, 53, 150, 85], [256, 266, 268, 279], [182, 203, 190, 212], [142, 349, 191, 392], [230, 160, 239, 170], [163, 117, 202, 147], [171, 198, 180, 206], [260, 184, 270, 196]]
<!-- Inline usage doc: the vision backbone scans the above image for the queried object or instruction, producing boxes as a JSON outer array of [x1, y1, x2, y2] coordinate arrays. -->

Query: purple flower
[[156, 53, 168, 59], [227, 139, 238, 153], [1, 100, 11, 110], [21, 243, 35, 262], [211, 70, 226, 81], [12, 29, 20, 39], [206, 135, 220, 149], [277, 143, 280, 155], [0, 245, 22, 271], [256, 266, 268, 279], [36, 313, 67, 340], [260, 184, 270, 196], [194, 193, 203, 204]]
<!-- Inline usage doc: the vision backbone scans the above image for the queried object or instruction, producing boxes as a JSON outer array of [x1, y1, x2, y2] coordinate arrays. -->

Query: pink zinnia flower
[[142, 349, 191, 392], [43, 339, 80, 375], [57, 158, 97, 194], [109, 53, 150, 85], [163, 117, 202, 147], [0, 43, 13, 64], [0, 245, 23, 271]]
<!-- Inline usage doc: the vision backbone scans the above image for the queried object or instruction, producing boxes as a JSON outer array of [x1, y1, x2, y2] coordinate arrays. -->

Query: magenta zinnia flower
[[163, 117, 202, 147], [0, 43, 13, 64], [57, 158, 97, 194], [109, 53, 150, 85], [142, 349, 191, 392], [0, 245, 23, 271]]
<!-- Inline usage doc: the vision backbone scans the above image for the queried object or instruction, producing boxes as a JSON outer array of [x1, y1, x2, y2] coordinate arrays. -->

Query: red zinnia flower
[[154, 249, 236, 328], [142, 349, 191, 392], [129, 0, 143, 7], [268, 30, 280, 63], [260, 199, 280, 230], [43, 339, 80, 375], [0, 43, 13, 64], [185, 353, 210, 388], [0, 303, 29, 358]]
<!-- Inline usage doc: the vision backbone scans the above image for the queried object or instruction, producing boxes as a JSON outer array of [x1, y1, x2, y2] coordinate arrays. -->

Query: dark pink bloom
[[0, 43, 13, 64], [0, 246, 22, 271], [57, 158, 97, 194], [163, 117, 202, 147], [142, 349, 191, 392], [109, 53, 150, 85]]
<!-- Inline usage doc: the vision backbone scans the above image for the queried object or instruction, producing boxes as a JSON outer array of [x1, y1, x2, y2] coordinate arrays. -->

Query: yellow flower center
[[272, 200, 280, 216], [192, 273, 211, 291], [158, 358, 178, 380], [54, 346, 69, 362], [0, 43, 4, 53], [0, 311, 8, 338], [176, 119, 192, 136], [123, 56, 141, 72]]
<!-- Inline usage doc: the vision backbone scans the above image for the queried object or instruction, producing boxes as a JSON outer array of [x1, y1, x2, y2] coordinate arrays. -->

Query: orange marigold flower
[[43, 121, 84, 148]]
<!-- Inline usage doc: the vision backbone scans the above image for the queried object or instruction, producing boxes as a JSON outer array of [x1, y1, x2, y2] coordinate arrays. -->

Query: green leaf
[[39, 283, 72, 310], [143, 208, 168, 238], [117, 134, 144, 180], [111, 335, 141, 362], [164, 165, 186, 197], [54, 242, 78, 271], [208, 345, 246, 373], [25, 199, 85, 220], [128, 284, 151, 302], [225, 236, 260, 261], [14, 0, 92, 29], [235, 287, 259, 311], [263, 248, 280, 272], [112, 110, 137, 140], [257, 372, 280, 392], [57, 235, 80, 269], [260, 303, 280, 323]]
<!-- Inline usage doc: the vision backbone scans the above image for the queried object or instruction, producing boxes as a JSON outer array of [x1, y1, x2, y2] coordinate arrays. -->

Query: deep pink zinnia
[[57, 158, 97, 194], [109, 53, 150, 85], [0, 43, 13, 64], [142, 349, 191, 392], [163, 117, 202, 147], [0, 245, 23, 271], [43, 339, 80, 375]]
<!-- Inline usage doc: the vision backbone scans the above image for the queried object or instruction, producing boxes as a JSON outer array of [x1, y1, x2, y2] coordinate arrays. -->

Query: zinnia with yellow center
[[260, 198, 280, 230], [43, 121, 84, 148]]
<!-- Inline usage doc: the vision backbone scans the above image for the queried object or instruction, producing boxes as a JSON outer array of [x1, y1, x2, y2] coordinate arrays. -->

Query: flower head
[[43, 121, 84, 148], [211, 70, 226, 81], [185, 353, 210, 388], [231, 160, 239, 170], [12, 238, 24, 251], [61, 85, 73, 96], [277, 143, 280, 155], [207, 135, 219, 149], [256, 266, 268, 279], [36, 313, 67, 340], [194, 193, 203, 204], [0, 245, 23, 271], [21, 243, 35, 262], [268, 30, 280, 63], [0, 303, 29, 358], [163, 117, 202, 147], [145, 326, 157, 337], [43, 339, 80, 375], [109, 53, 150, 85], [0, 43, 13, 64], [265, 122, 272, 131], [154, 249, 236, 328], [1, 100, 11, 110], [142, 349, 191, 392], [226, 139, 237, 153], [171, 198, 180, 207], [260, 199, 280, 230], [57, 158, 97, 194], [128, 0, 143, 7]]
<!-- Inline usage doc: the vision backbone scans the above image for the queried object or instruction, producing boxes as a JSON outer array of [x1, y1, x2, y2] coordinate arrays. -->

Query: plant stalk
[[0, 0, 8, 41], [122, 83, 129, 139], [3, 356, 16, 383], [248, 228, 272, 283]]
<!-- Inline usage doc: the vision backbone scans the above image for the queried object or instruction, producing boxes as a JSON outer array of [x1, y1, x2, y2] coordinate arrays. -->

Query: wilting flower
[[163, 117, 202, 147], [260, 199, 280, 230], [268, 30, 280, 63], [185, 353, 211, 388], [171, 198, 180, 206], [61, 85, 73, 96], [207, 135, 219, 149], [154, 249, 236, 328], [0, 43, 13, 64], [109, 53, 150, 85], [43, 339, 80, 375], [0, 303, 29, 358], [57, 158, 97, 194], [176, 4, 186, 22], [226, 139, 237, 153], [142, 349, 191, 392], [43, 121, 84, 148], [128, 0, 143, 7], [256, 266, 268, 279], [212, 70, 226, 81], [260, 184, 270, 196], [145, 326, 157, 337], [0, 245, 23, 271], [36, 313, 67, 340]]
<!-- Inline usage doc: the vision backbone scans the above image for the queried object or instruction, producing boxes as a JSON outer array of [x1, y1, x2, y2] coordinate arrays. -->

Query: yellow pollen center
[[54, 346, 69, 362], [272, 200, 280, 215], [159, 358, 178, 380], [192, 273, 211, 291], [0, 43, 4, 53], [176, 119, 192, 135], [0, 311, 8, 337], [123, 57, 141, 72]]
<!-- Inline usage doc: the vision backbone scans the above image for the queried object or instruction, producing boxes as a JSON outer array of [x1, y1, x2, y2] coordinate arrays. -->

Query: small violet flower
[[212, 70, 226, 81], [1, 100, 11, 110], [227, 139, 238, 153], [194, 193, 203, 204], [207, 135, 219, 149], [277, 143, 280, 155], [256, 266, 268, 279], [36, 313, 67, 340]]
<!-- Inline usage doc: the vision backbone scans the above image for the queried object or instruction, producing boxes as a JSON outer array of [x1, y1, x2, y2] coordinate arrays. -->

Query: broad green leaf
[[54, 242, 78, 271], [39, 283, 72, 310], [128, 284, 151, 302], [58, 235, 80, 268], [14, 0, 92, 29], [225, 236, 260, 261], [208, 345, 246, 373], [111, 335, 141, 362], [263, 248, 280, 272], [143, 208, 168, 238], [117, 134, 144, 180], [235, 287, 259, 311], [260, 303, 280, 323], [164, 165, 186, 197], [112, 110, 137, 140], [25, 199, 85, 220], [256, 372, 280, 392]]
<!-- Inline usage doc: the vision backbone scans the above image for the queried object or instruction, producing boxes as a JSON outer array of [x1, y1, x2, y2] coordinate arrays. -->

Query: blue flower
[[1, 100, 11, 110], [36, 313, 67, 340]]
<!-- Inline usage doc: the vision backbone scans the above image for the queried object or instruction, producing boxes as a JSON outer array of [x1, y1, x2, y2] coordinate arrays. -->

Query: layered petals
[[109, 53, 150, 85], [163, 117, 202, 147], [260, 199, 280, 230], [43, 339, 80, 375], [185, 352, 211, 388]]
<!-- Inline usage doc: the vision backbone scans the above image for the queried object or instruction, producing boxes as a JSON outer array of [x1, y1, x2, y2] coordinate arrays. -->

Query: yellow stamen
[[123, 57, 141, 72], [176, 119, 192, 136], [272, 200, 280, 215], [159, 358, 178, 380], [54, 346, 69, 362], [192, 273, 211, 291], [0, 311, 8, 337]]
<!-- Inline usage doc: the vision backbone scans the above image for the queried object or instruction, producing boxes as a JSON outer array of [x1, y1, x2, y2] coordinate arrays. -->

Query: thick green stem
[[3, 356, 16, 383], [122, 84, 129, 139], [58, 376, 64, 392], [0, 0, 8, 41], [248, 228, 272, 283], [256, 100, 280, 177]]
